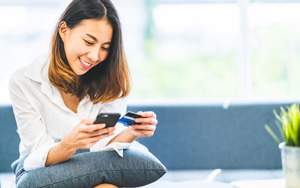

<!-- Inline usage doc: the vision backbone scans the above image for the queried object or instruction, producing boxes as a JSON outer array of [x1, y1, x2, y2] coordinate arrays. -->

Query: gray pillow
[[14, 148, 167, 188]]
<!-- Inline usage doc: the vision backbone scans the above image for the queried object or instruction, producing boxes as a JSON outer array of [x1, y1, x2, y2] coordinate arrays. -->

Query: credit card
[[118, 111, 142, 125]]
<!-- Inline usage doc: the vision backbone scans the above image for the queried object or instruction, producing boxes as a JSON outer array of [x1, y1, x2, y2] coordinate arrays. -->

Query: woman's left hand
[[129, 111, 158, 138]]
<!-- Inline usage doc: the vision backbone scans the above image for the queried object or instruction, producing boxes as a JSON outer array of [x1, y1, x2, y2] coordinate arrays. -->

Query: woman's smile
[[79, 57, 92, 70]]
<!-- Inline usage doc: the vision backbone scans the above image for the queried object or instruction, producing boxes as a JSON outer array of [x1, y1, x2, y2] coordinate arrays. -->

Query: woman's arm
[[9, 72, 61, 170], [45, 142, 77, 167], [46, 119, 115, 166], [107, 128, 138, 144]]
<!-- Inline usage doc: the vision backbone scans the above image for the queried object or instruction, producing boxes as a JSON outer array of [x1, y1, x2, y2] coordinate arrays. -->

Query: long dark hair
[[49, 0, 131, 104]]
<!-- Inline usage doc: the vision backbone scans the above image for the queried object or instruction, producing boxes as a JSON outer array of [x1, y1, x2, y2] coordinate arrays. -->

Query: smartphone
[[118, 111, 142, 126], [94, 113, 121, 127]]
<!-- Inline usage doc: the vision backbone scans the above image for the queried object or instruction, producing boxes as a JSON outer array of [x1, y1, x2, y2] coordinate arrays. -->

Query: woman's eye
[[84, 40, 93, 45], [102, 47, 110, 51]]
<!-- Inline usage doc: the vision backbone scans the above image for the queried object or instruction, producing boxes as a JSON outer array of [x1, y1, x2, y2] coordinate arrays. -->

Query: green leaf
[[275, 119, 284, 141], [273, 109, 283, 123], [265, 124, 281, 144], [266, 103, 300, 147]]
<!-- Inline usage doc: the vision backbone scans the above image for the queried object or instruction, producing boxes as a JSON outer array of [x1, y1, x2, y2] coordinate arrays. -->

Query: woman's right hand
[[61, 119, 115, 150]]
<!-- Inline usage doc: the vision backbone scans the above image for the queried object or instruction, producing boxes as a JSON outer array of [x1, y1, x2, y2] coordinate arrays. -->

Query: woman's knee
[[94, 183, 118, 188]]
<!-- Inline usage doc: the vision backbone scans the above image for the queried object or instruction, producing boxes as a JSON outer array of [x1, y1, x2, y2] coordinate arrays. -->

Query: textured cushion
[[0, 105, 19, 172], [14, 148, 167, 188]]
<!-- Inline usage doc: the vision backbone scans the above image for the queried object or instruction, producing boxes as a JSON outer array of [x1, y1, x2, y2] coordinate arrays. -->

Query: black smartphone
[[94, 113, 121, 127], [118, 111, 142, 126]]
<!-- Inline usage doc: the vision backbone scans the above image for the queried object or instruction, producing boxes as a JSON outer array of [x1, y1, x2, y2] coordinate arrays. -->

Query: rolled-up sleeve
[[90, 97, 130, 152], [9, 74, 57, 171]]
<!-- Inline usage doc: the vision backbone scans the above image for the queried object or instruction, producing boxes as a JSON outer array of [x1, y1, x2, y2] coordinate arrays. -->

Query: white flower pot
[[280, 142, 300, 188]]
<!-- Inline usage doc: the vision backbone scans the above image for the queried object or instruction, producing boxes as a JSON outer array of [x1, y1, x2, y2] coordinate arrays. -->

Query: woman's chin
[[74, 70, 87, 76]]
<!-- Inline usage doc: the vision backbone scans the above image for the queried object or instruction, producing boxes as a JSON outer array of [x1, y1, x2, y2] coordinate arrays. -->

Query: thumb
[[80, 119, 95, 125]]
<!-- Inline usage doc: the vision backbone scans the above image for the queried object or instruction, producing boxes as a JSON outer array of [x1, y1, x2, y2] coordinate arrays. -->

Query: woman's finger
[[82, 134, 113, 148], [83, 123, 106, 133], [131, 125, 156, 131], [129, 128, 155, 137], [137, 111, 156, 118], [88, 127, 115, 137], [80, 119, 96, 125], [135, 117, 158, 125]]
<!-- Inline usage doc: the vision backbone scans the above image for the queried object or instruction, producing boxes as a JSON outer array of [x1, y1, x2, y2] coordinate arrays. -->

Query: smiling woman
[[48, 0, 130, 104], [8, 0, 166, 188]]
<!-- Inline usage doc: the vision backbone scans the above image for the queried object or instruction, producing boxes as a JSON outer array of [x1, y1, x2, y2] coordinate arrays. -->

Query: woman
[[9, 0, 164, 187]]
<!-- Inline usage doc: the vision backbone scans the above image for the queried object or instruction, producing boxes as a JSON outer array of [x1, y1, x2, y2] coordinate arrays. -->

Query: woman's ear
[[58, 21, 68, 42]]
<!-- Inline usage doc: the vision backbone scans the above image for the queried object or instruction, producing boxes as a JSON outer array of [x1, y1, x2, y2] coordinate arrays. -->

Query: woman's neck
[[59, 90, 80, 113]]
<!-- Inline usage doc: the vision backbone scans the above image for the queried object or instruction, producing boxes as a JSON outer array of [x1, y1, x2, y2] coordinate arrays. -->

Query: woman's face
[[59, 19, 113, 75]]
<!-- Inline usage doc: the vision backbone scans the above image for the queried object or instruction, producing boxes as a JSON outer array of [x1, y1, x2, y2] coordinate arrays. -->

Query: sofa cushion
[[0, 105, 19, 172], [128, 102, 292, 170]]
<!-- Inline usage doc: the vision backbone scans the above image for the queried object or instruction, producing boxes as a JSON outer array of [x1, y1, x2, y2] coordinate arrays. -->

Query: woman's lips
[[79, 57, 92, 69]]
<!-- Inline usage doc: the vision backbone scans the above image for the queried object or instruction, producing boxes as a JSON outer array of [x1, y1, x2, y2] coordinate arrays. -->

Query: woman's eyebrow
[[85, 33, 111, 45], [85, 33, 98, 42]]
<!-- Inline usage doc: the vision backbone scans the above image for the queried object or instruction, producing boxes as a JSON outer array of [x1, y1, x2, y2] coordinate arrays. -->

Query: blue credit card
[[118, 112, 142, 125]]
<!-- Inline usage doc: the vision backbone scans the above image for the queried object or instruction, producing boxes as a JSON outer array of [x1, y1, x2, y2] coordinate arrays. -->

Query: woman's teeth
[[79, 58, 92, 67]]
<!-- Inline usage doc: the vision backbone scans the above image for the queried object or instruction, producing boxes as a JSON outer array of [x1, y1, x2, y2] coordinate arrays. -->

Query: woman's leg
[[94, 183, 118, 188]]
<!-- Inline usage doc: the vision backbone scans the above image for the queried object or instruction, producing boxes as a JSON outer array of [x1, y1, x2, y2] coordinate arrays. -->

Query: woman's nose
[[87, 47, 100, 62]]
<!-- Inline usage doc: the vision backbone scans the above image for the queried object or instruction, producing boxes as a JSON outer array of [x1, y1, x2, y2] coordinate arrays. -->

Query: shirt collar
[[24, 54, 50, 83], [24, 55, 69, 111], [24, 54, 92, 114]]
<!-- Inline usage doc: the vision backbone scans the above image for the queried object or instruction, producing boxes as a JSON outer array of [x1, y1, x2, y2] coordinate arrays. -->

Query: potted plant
[[265, 103, 300, 188]]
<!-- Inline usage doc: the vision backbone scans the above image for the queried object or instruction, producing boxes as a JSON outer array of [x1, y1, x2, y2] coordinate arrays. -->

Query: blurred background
[[1, 0, 300, 104]]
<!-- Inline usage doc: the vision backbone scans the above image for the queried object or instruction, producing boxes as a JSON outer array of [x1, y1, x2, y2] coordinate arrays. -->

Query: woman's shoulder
[[10, 54, 49, 82], [9, 65, 28, 87], [9, 54, 49, 88]]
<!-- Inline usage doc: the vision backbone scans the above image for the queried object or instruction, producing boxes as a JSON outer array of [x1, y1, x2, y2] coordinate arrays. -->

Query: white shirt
[[9, 55, 130, 171]]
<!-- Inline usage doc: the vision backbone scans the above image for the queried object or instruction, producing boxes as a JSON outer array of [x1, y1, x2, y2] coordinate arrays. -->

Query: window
[[1, 0, 300, 104], [116, 0, 239, 99], [0, 0, 69, 103], [249, 2, 300, 97]]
